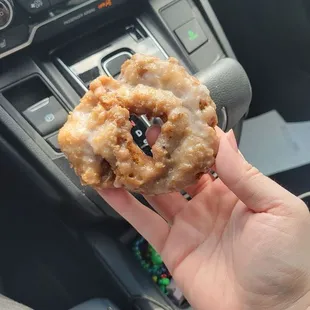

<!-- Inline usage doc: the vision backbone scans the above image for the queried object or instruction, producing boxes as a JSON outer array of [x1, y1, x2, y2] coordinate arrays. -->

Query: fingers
[[98, 188, 169, 251], [184, 127, 227, 197], [145, 192, 188, 223], [215, 130, 306, 215], [215, 126, 227, 140], [146, 125, 161, 146], [185, 174, 214, 197]]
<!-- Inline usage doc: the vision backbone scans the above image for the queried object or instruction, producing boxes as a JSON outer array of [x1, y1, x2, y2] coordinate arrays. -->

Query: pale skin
[[99, 127, 310, 310]]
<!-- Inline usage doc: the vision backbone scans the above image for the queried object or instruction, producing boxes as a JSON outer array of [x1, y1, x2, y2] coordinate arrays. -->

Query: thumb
[[215, 130, 307, 215]]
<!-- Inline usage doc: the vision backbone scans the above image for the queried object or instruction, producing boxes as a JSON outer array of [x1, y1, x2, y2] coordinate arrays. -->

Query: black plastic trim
[[194, 0, 236, 58], [86, 233, 177, 310], [0, 98, 103, 218], [146, 0, 226, 72], [0, 55, 119, 219], [196, 58, 252, 130]]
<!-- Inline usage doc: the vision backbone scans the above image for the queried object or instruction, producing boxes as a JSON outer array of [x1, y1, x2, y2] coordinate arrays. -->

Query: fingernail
[[238, 150, 245, 159], [226, 129, 238, 152]]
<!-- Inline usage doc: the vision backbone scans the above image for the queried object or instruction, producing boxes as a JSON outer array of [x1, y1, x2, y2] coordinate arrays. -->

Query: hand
[[98, 128, 310, 310]]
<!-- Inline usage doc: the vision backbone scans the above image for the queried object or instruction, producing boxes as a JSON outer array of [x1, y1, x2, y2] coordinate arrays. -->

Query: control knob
[[0, 0, 13, 30]]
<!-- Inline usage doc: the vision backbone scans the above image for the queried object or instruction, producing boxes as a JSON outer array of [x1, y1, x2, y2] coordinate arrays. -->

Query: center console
[[0, 0, 251, 309], [0, 0, 128, 57]]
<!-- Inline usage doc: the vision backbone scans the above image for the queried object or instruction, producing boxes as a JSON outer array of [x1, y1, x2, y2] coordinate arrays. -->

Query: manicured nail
[[226, 129, 238, 152], [238, 150, 245, 159]]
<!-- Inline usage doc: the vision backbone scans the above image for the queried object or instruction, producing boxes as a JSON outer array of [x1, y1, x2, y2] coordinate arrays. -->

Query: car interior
[[0, 0, 308, 309]]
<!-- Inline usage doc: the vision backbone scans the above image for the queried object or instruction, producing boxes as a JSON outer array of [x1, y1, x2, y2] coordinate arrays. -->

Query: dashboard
[[0, 0, 128, 58], [0, 0, 251, 220]]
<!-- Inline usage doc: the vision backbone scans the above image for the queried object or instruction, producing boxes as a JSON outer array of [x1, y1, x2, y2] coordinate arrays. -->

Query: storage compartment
[[131, 236, 191, 309], [86, 232, 186, 310], [2, 75, 69, 152], [3, 76, 51, 113]]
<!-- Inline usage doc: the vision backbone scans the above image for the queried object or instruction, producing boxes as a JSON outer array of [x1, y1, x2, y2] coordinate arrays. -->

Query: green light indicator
[[188, 30, 198, 41]]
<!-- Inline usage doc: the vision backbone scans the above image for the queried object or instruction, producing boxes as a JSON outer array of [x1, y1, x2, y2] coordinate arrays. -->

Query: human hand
[[99, 128, 310, 310]]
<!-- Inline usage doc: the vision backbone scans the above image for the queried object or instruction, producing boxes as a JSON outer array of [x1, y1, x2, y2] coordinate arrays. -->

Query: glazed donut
[[58, 54, 219, 195]]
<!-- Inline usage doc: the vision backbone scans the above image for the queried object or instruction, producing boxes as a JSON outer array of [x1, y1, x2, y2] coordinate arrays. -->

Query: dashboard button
[[0, 0, 13, 30], [161, 0, 193, 31], [22, 96, 68, 136], [175, 19, 208, 54], [46, 133, 61, 152], [17, 0, 50, 14]]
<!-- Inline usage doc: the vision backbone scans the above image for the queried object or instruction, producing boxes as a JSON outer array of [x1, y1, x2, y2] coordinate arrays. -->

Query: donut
[[58, 54, 219, 195]]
